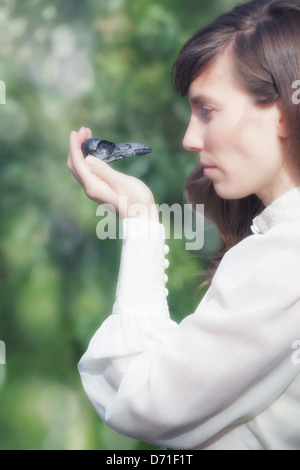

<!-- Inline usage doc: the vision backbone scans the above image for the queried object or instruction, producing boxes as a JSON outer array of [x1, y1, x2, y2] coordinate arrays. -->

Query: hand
[[67, 127, 158, 221]]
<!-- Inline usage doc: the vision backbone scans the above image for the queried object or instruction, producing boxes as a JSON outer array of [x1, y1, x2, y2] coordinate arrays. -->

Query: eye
[[97, 139, 117, 156], [199, 107, 213, 121]]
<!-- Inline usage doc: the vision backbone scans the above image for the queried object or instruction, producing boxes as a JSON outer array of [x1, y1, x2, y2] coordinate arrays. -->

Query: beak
[[82, 138, 152, 164], [111, 142, 152, 162]]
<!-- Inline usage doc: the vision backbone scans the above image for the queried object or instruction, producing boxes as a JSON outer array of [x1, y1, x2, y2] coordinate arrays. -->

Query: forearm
[[113, 217, 170, 318]]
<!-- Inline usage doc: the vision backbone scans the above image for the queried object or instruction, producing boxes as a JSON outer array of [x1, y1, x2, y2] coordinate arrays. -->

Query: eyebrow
[[188, 93, 219, 107]]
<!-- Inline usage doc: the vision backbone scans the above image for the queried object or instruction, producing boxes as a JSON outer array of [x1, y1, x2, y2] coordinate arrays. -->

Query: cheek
[[205, 120, 231, 151], [205, 108, 281, 176], [229, 108, 278, 156], [204, 119, 249, 169]]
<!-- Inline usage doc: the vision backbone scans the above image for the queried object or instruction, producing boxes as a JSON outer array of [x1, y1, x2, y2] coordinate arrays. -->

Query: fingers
[[67, 127, 120, 207], [84, 156, 121, 199], [68, 127, 92, 166], [67, 128, 155, 219], [67, 127, 92, 183], [84, 155, 136, 205], [85, 155, 119, 182]]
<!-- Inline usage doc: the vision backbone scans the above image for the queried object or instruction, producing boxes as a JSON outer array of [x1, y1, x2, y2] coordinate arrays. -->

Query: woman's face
[[183, 51, 299, 206]]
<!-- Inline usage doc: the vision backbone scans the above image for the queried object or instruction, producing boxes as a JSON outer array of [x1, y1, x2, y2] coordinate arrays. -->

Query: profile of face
[[183, 50, 298, 206]]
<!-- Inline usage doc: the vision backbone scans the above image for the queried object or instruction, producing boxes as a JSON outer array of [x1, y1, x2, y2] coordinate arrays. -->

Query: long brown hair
[[173, 0, 300, 279]]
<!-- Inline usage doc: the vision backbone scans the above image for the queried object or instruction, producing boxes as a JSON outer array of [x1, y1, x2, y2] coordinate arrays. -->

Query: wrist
[[122, 216, 165, 240], [126, 201, 159, 223]]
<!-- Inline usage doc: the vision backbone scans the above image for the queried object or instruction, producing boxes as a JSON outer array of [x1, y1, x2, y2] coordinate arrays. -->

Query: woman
[[67, 0, 300, 450]]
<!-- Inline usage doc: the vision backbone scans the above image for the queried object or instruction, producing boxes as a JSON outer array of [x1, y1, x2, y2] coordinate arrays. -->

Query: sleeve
[[78, 218, 300, 449]]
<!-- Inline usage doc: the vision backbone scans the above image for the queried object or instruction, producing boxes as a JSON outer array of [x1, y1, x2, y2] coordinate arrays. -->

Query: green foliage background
[[0, 0, 237, 450]]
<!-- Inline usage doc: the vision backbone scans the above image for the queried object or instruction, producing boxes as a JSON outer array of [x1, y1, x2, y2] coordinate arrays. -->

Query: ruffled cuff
[[112, 218, 170, 318]]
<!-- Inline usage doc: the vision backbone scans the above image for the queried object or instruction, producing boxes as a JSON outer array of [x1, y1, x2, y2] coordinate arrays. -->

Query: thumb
[[85, 155, 99, 169], [85, 155, 126, 184], [85, 155, 112, 175]]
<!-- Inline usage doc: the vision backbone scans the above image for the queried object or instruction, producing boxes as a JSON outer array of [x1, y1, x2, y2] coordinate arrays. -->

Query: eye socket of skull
[[97, 140, 117, 156]]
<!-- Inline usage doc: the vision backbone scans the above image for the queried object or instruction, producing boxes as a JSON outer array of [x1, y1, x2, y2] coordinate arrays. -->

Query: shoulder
[[212, 221, 300, 300], [222, 220, 300, 267]]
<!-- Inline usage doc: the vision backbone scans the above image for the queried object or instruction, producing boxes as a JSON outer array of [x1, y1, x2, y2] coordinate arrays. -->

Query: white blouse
[[78, 187, 300, 450]]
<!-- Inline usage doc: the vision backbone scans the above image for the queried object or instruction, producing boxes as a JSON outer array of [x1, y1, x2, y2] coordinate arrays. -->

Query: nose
[[182, 117, 204, 153]]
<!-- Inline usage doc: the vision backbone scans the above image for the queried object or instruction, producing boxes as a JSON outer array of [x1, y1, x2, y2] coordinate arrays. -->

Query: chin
[[213, 183, 251, 200]]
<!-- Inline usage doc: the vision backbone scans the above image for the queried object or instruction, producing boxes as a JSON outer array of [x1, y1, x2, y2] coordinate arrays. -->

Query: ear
[[276, 103, 290, 138]]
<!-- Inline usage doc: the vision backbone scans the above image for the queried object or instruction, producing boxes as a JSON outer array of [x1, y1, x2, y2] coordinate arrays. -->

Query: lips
[[201, 163, 217, 170], [201, 163, 217, 177], [201, 163, 215, 168]]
